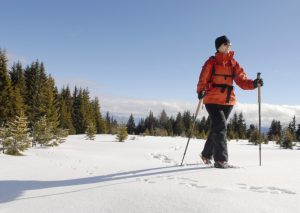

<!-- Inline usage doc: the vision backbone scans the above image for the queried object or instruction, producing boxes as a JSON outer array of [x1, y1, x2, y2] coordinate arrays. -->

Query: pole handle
[[257, 72, 261, 79]]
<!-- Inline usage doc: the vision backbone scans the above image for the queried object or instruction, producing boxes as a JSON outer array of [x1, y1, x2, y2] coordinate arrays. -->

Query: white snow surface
[[0, 135, 300, 213]]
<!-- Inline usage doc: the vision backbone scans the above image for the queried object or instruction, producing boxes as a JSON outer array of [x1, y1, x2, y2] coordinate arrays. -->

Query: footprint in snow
[[136, 178, 156, 184], [169, 146, 182, 151], [150, 153, 177, 164], [237, 184, 296, 195]]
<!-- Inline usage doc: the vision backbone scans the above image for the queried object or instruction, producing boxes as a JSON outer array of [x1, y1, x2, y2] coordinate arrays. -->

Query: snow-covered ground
[[0, 135, 299, 213]]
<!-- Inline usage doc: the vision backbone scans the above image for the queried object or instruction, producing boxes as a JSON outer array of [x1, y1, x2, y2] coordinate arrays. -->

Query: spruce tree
[[45, 76, 59, 130], [24, 61, 49, 126], [10, 61, 26, 98], [116, 125, 128, 142], [145, 111, 156, 135], [136, 118, 146, 135], [105, 112, 112, 134], [288, 116, 296, 141], [267, 120, 282, 141], [248, 125, 259, 145], [237, 112, 247, 139], [6, 111, 31, 155], [71, 87, 84, 134], [81, 88, 94, 132], [0, 49, 14, 124], [296, 124, 300, 142], [90, 97, 105, 133], [174, 112, 185, 136], [159, 110, 168, 129], [280, 128, 294, 149], [86, 122, 96, 140], [59, 86, 75, 134], [33, 116, 53, 146], [126, 114, 136, 135], [10, 62, 26, 115], [182, 111, 192, 136]]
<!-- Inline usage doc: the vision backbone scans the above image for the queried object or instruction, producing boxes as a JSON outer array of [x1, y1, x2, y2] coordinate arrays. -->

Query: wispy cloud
[[99, 96, 300, 127], [54, 77, 300, 127]]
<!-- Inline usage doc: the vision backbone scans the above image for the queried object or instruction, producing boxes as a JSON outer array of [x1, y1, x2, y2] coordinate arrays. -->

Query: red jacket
[[197, 51, 255, 105]]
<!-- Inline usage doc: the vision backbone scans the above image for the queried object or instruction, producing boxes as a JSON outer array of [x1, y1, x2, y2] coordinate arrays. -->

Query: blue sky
[[1, 0, 300, 111]]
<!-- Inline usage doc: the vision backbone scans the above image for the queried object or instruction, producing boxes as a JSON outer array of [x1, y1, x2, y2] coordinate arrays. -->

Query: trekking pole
[[257, 72, 262, 166], [180, 99, 203, 166]]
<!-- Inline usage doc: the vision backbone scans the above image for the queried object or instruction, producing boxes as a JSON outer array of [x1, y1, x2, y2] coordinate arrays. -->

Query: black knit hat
[[215, 35, 231, 50]]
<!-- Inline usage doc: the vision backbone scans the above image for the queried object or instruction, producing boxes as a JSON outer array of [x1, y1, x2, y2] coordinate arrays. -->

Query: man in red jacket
[[197, 35, 263, 168]]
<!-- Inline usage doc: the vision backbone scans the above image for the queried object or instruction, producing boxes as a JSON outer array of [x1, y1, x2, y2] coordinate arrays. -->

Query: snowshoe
[[214, 161, 237, 169]]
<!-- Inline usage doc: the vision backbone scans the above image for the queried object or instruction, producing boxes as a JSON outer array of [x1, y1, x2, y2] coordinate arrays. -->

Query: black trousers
[[201, 104, 233, 162]]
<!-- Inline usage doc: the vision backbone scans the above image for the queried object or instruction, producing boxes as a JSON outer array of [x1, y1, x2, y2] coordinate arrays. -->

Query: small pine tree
[[6, 111, 31, 155], [116, 125, 128, 142], [33, 116, 53, 146], [249, 126, 259, 145], [280, 128, 294, 149], [86, 123, 96, 140]]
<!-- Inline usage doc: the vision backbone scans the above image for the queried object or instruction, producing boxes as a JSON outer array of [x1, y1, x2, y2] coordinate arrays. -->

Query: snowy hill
[[0, 135, 299, 213]]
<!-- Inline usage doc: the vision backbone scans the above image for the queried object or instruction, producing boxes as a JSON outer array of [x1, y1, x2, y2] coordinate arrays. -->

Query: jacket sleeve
[[234, 61, 255, 90], [197, 59, 213, 93]]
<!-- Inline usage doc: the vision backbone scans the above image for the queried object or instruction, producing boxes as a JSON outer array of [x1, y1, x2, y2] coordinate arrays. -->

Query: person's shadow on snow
[[0, 164, 210, 203]]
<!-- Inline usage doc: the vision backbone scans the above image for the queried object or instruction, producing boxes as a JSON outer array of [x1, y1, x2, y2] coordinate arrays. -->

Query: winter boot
[[200, 155, 212, 164]]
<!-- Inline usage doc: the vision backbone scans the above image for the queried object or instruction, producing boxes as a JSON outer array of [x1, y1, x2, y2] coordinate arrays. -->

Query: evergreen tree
[[126, 114, 136, 134], [45, 76, 59, 130], [248, 125, 259, 145], [237, 112, 247, 139], [110, 116, 118, 134], [197, 116, 206, 133], [6, 111, 31, 155], [24, 61, 49, 126], [81, 88, 94, 132], [105, 112, 112, 134], [58, 86, 75, 134], [10, 61, 26, 98], [280, 128, 294, 149], [229, 112, 239, 139], [91, 97, 105, 134], [145, 111, 156, 135], [0, 49, 14, 124], [296, 124, 300, 142], [11, 87, 25, 116], [136, 118, 146, 135], [116, 125, 128, 142], [247, 124, 256, 139], [71, 87, 84, 133], [173, 112, 185, 136], [288, 116, 297, 141], [267, 120, 282, 141], [10, 62, 26, 115], [33, 116, 53, 146], [182, 111, 192, 136], [86, 122, 96, 140]]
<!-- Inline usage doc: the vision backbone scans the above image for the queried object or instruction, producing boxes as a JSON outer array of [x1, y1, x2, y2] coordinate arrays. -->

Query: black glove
[[253, 78, 264, 88], [198, 90, 206, 100]]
